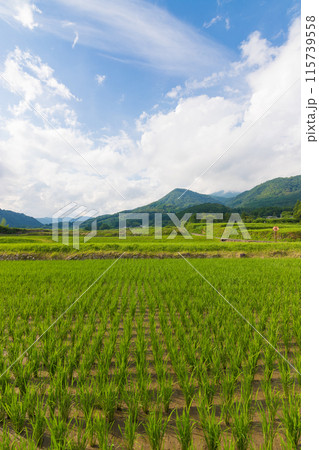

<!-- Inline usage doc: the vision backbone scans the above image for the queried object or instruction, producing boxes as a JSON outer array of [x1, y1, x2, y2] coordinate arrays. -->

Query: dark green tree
[[293, 200, 301, 221]]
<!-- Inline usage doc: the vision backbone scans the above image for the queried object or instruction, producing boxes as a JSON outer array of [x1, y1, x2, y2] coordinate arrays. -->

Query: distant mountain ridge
[[131, 176, 301, 213], [1, 175, 301, 230], [36, 217, 53, 225], [0, 209, 42, 228], [132, 188, 223, 213], [84, 175, 300, 230], [226, 175, 301, 209]]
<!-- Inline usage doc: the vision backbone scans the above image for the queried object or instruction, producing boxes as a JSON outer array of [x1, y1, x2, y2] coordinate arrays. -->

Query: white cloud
[[0, 47, 77, 119], [95, 74, 106, 85], [185, 72, 223, 91], [14, 2, 41, 29], [137, 18, 300, 196], [224, 85, 240, 95], [166, 85, 182, 99], [166, 24, 288, 96], [0, 118, 145, 215], [272, 29, 285, 40], [0, 19, 300, 216], [203, 15, 222, 28], [0, 1, 232, 76], [72, 31, 79, 48], [32, 0, 232, 76], [0, 1, 41, 30], [239, 31, 279, 68], [61, 21, 75, 27], [203, 15, 230, 31]]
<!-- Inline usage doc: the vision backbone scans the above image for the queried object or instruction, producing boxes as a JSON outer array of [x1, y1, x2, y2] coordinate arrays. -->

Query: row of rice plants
[[0, 259, 300, 448]]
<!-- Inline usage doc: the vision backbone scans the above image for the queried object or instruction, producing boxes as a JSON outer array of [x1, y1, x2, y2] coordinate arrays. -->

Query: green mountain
[[0, 175, 300, 232], [133, 188, 221, 213], [86, 214, 116, 230], [177, 202, 230, 215], [0, 209, 42, 228], [82, 190, 221, 230], [227, 175, 301, 209], [83, 175, 301, 230]]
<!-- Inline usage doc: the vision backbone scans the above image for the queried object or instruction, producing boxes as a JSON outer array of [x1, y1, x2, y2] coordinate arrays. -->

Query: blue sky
[[0, 0, 300, 216]]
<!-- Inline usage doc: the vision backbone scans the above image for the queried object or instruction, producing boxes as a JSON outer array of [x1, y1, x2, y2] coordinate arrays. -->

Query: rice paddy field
[[0, 222, 301, 260], [0, 258, 301, 449]]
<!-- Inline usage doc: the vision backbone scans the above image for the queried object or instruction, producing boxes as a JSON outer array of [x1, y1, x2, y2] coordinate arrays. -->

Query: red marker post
[[273, 226, 279, 241]]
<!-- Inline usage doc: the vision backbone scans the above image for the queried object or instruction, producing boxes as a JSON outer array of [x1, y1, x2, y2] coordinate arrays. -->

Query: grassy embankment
[[0, 222, 300, 259]]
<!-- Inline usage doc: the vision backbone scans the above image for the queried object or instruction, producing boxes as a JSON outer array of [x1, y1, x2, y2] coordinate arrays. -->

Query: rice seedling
[[45, 415, 70, 448], [231, 400, 252, 450], [264, 346, 276, 375], [258, 402, 277, 450], [281, 390, 301, 449], [70, 419, 89, 450], [198, 367, 216, 406], [278, 358, 294, 397], [47, 387, 58, 419], [247, 346, 261, 378], [197, 394, 221, 450], [5, 390, 28, 434], [20, 438, 39, 449], [144, 408, 171, 450], [179, 370, 196, 409], [94, 415, 114, 450], [261, 382, 280, 428], [159, 375, 173, 413], [76, 385, 96, 422], [123, 385, 140, 421], [0, 387, 8, 424], [57, 389, 73, 422], [86, 417, 97, 448], [154, 358, 166, 383], [12, 362, 32, 395], [119, 412, 140, 450], [222, 437, 236, 449], [175, 404, 196, 450], [241, 369, 254, 403], [139, 375, 151, 414], [0, 420, 15, 449], [99, 382, 118, 421], [29, 400, 47, 447], [221, 372, 237, 426]]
